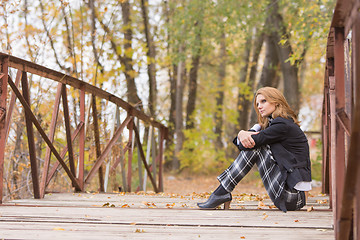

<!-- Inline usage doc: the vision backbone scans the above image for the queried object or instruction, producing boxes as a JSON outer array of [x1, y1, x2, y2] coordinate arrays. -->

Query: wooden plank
[[0, 222, 334, 240], [0, 193, 334, 239]]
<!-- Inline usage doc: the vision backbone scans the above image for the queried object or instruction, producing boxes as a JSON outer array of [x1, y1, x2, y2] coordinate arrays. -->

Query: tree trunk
[[39, 0, 67, 72], [269, 0, 300, 114], [250, 30, 281, 125], [185, 20, 202, 130], [24, 0, 34, 60], [94, 1, 142, 108], [173, 50, 186, 171], [60, 2, 78, 77], [121, 1, 143, 107], [238, 29, 264, 130], [234, 35, 252, 136], [185, 54, 200, 130], [214, 32, 226, 150], [89, 0, 104, 77], [140, 0, 157, 117], [162, 0, 176, 168]]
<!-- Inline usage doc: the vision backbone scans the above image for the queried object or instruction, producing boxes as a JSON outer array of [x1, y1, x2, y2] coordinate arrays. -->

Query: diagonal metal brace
[[0, 107, 5, 122]]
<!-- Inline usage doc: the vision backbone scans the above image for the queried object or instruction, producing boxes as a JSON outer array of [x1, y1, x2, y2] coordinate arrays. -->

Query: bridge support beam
[[0, 57, 9, 204]]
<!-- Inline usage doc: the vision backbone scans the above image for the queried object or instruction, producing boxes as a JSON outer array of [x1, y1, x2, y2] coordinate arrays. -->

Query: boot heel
[[224, 201, 231, 210]]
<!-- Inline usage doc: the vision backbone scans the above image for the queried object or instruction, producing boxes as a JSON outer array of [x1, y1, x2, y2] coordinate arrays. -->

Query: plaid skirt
[[217, 145, 305, 212]]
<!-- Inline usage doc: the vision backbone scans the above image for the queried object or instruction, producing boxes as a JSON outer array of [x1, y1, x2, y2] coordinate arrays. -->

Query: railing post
[[5, 70, 21, 140], [136, 118, 143, 191], [151, 127, 156, 189], [78, 87, 85, 191], [352, 13, 360, 240], [92, 95, 104, 192], [21, 72, 41, 199], [0, 57, 9, 204], [158, 127, 166, 192], [40, 83, 62, 198], [127, 117, 134, 192], [333, 27, 346, 235]]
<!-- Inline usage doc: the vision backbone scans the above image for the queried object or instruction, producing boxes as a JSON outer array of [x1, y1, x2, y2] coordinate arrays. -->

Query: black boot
[[197, 185, 232, 210]]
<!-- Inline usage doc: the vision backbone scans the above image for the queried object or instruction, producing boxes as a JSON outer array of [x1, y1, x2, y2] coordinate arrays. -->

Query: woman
[[197, 87, 311, 212]]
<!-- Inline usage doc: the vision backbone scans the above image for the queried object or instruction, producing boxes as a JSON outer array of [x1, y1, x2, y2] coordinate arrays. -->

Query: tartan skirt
[[217, 145, 306, 212]]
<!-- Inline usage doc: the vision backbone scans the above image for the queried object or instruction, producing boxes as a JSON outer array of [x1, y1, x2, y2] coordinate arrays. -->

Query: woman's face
[[256, 94, 276, 118]]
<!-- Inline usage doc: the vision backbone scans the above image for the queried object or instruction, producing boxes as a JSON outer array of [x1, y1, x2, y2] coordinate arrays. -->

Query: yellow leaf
[[53, 227, 65, 231]]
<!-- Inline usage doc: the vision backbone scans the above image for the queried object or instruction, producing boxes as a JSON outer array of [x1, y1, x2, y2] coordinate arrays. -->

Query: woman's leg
[[282, 186, 306, 211], [198, 148, 262, 209], [217, 145, 305, 211], [254, 145, 305, 211], [217, 147, 266, 192]]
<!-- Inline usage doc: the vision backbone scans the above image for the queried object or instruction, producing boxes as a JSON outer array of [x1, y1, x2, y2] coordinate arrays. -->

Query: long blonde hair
[[253, 87, 299, 129]]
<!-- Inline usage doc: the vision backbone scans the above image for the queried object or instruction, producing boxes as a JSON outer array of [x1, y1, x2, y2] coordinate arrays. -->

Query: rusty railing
[[322, 0, 360, 238], [0, 52, 167, 203]]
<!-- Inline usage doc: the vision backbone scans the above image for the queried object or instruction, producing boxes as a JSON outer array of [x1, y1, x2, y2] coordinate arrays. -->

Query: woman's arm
[[237, 130, 259, 148], [235, 118, 289, 150]]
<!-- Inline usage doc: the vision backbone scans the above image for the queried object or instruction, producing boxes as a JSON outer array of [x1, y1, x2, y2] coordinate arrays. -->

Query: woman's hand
[[238, 130, 259, 148]]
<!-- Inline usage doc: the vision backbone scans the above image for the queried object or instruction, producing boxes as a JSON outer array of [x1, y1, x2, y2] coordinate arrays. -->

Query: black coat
[[233, 117, 312, 189]]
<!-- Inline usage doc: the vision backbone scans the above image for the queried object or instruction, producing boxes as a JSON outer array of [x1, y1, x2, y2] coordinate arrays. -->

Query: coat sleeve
[[234, 118, 289, 151]]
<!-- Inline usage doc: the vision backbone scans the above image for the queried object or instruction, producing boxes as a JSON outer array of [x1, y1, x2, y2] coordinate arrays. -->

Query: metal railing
[[322, 0, 360, 238], [0, 52, 167, 203]]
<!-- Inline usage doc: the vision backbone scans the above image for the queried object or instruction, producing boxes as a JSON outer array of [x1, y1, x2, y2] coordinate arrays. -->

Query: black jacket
[[233, 117, 312, 189]]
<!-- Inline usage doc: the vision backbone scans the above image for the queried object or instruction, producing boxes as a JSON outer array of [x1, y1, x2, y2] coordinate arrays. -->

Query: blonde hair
[[253, 87, 299, 129]]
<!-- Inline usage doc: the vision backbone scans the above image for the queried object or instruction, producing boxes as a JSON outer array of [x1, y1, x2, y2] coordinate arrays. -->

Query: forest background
[[0, 0, 335, 197]]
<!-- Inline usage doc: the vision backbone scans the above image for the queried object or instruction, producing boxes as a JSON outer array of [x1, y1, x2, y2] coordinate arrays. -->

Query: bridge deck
[[0, 192, 333, 239]]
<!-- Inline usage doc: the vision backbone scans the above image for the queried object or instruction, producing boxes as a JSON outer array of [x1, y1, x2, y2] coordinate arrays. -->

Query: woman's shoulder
[[272, 117, 303, 134], [272, 116, 293, 124]]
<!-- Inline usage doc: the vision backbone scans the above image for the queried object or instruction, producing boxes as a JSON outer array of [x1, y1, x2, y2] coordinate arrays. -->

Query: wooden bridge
[[0, 192, 333, 239], [0, 0, 359, 239]]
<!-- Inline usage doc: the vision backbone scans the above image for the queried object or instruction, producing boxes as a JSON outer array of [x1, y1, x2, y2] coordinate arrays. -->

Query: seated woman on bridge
[[197, 87, 311, 212]]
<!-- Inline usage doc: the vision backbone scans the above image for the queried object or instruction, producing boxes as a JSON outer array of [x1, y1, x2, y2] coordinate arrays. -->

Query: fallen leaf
[[258, 201, 265, 207], [294, 220, 299, 222], [166, 203, 175, 208], [102, 202, 115, 207], [307, 206, 314, 212], [53, 227, 65, 231], [316, 229, 326, 232]]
